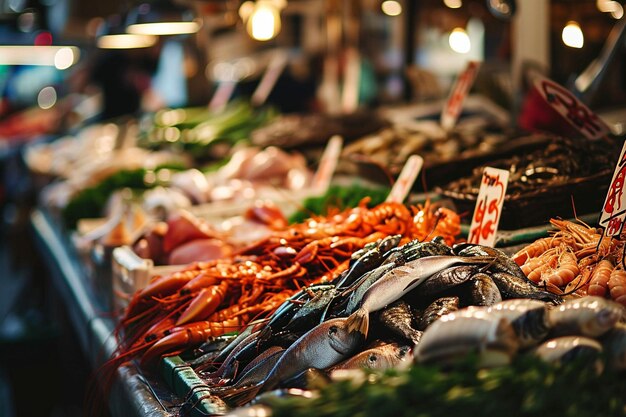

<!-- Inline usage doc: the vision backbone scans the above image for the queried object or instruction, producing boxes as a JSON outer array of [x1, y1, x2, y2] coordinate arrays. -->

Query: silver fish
[[602, 323, 626, 370], [222, 316, 366, 406], [418, 265, 480, 299], [232, 347, 285, 387], [487, 299, 551, 348], [347, 255, 494, 336], [548, 296, 624, 338], [263, 316, 366, 390], [331, 342, 411, 371], [490, 271, 562, 304], [533, 336, 603, 372], [468, 273, 502, 306], [415, 314, 519, 367]]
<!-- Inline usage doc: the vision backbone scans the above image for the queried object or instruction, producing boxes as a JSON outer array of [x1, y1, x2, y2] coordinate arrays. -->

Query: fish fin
[[221, 382, 263, 407], [345, 308, 369, 337]]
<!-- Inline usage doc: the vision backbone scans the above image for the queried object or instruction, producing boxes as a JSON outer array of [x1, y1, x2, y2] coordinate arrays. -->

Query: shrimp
[[522, 250, 558, 283], [588, 259, 614, 298], [513, 236, 564, 265], [608, 267, 626, 306], [542, 249, 579, 287]]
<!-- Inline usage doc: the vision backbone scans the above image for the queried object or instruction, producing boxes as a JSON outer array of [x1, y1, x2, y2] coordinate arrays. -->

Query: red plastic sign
[[441, 61, 481, 131], [467, 167, 510, 246], [533, 75, 610, 140]]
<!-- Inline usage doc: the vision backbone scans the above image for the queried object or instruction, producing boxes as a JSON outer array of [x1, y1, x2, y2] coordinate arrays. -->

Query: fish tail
[[346, 308, 369, 337]]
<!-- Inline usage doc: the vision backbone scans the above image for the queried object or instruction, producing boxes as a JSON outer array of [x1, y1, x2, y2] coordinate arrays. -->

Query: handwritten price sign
[[441, 61, 481, 131], [386, 155, 424, 204], [533, 75, 610, 140], [599, 141, 626, 237], [467, 167, 510, 246]]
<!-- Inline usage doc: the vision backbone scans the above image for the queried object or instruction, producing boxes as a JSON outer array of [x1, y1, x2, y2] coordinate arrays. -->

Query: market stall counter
[[31, 209, 174, 417]]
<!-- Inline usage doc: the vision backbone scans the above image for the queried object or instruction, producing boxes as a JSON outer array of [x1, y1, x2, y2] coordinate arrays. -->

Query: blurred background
[[0, 1, 625, 416]]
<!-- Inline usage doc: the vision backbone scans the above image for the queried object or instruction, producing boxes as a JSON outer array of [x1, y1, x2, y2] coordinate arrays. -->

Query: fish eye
[[369, 355, 377, 362], [328, 325, 338, 335]]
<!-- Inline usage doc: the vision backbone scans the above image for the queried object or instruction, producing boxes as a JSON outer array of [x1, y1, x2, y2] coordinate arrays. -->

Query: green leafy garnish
[[288, 184, 390, 224]]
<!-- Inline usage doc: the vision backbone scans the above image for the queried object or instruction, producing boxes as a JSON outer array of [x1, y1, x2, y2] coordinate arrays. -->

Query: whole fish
[[487, 299, 550, 348], [331, 342, 411, 371], [467, 273, 502, 306], [490, 271, 562, 304], [453, 243, 529, 282], [335, 247, 382, 289], [347, 255, 494, 336], [286, 287, 338, 331], [228, 347, 286, 388], [415, 314, 519, 367], [533, 336, 603, 372], [418, 296, 460, 330], [417, 265, 480, 299], [197, 330, 260, 375], [223, 316, 366, 406], [381, 238, 453, 267], [344, 263, 397, 313], [379, 300, 423, 345], [548, 296, 624, 338]]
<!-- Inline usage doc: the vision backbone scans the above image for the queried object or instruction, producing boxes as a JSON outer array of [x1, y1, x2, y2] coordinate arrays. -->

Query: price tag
[[533, 74, 611, 140], [251, 51, 288, 107], [599, 140, 626, 237], [386, 155, 424, 204], [441, 60, 481, 131], [311, 135, 343, 193], [467, 167, 510, 246], [208, 81, 237, 112]]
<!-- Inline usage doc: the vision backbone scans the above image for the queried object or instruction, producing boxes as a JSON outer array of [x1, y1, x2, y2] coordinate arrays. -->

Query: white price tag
[[599, 140, 626, 237], [208, 81, 237, 112], [533, 74, 611, 140], [441, 61, 481, 131], [467, 167, 510, 247], [386, 155, 424, 204], [251, 51, 288, 107], [311, 135, 343, 193]]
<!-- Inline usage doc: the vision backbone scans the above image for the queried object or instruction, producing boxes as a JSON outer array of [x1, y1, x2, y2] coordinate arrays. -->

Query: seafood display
[[110, 200, 462, 370], [243, 296, 626, 417], [163, 238, 568, 412], [514, 218, 626, 306]]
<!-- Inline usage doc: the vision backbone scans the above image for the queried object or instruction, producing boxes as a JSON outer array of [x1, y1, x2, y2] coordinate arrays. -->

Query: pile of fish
[[182, 238, 564, 413]]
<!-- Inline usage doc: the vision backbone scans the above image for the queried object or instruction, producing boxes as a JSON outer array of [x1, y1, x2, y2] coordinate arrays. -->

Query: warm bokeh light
[[54, 47, 74, 70], [97, 34, 157, 49], [37, 86, 57, 109], [247, 2, 280, 41], [562, 21, 584, 48], [444, 0, 463, 9], [127, 21, 201, 36], [449, 28, 471, 53], [381, 0, 402, 16], [0, 46, 79, 68]]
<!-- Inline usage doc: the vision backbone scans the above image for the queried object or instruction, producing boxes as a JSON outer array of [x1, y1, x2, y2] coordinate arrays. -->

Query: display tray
[[30, 209, 176, 417], [442, 170, 610, 230]]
